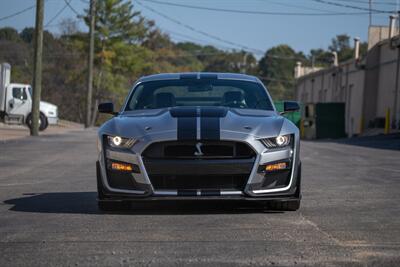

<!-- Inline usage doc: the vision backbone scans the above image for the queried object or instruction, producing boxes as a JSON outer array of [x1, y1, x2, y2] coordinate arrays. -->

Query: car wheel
[[38, 113, 48, 131], [266, 163, 301, 211], [96, 161, 130, 211], [26, 113, 48, 131]]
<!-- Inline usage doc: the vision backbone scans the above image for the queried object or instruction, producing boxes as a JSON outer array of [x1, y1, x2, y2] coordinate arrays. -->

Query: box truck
[[0, 63, 58, 131]]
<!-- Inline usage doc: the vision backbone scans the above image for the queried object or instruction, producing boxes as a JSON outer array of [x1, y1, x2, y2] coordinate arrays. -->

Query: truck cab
[[0, 63, 58, 131]]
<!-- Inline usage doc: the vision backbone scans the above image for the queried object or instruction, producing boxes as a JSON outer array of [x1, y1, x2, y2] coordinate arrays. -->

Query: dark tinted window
[[12, 87, 27, 100], [125, 79, 273, 111]]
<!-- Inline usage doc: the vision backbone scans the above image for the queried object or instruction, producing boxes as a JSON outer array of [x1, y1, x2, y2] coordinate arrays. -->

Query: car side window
[[12, 87, 28, 100], [13, 87, 22, 100], [22, 88, 28, 100]]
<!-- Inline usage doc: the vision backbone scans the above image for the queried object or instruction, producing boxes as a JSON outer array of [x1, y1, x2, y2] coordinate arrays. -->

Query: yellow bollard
[[300, 119, 305, 139], [359, 116, 364, 135], [384, 108, 390, 134]]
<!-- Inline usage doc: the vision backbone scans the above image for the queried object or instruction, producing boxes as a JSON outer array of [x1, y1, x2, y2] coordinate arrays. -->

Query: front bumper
[[98, 139, 300, 199], [47, 116, 58, 125]]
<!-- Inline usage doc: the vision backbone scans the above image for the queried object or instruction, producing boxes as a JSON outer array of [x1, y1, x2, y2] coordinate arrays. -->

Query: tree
[[309, 48, 333, 67], [91, 0, 151, 44], [329, 34, 356, 62], [20, 27, 35, 43], [0, 27, 21, 42], [176, 42, 256, 74], [81, 0, 155, 123], [258, 45, 305, 100], [329, 34, 351, 53]]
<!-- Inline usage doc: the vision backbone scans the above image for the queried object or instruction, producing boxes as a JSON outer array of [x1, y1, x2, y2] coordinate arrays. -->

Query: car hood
[[40, 101, 57, 112], [100, 107, 285, 139]]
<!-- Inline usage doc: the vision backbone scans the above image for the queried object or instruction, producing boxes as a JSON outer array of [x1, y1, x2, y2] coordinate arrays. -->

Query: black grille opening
[[164, 144, 234, 157], [143, 141, 255, 159], [107, 171, 137, 190], [106, 170, 150, 192], [261, 170, 291, 189], [149, 174, 248, 190]]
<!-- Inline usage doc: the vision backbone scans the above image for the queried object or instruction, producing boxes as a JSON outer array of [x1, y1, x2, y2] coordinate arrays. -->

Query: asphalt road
[[0, 129, 399, 266]]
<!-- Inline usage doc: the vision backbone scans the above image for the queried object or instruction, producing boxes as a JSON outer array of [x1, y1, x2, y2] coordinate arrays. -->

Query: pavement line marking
[[299, 212, 343, 246]]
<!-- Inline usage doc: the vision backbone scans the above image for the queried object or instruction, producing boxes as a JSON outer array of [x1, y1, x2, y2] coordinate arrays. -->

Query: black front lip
[[98, 195, 300, 202]]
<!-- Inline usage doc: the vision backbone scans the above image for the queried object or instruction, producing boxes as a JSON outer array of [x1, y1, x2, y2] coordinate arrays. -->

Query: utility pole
[[30, 0, 44, 136], [85, 0, 96, 128], [241, 52, 247, 74], [369, 0, 373, 27]]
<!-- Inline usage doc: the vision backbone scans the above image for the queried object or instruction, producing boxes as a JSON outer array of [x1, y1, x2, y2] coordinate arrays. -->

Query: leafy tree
[[176, 42, 256, 74], [81, 0, 155, 123], [330, 34, 352, 62], [329, 34, 351, 53], [328, 34, 367, 63], [309, 48, 333, 67], [359, 42, 368, 59], [93, 0, 151, 44], [0, 27, 21, 42], [143, 28, 173, 50], [20, 28, 35, 43], [143, 32, 203, 73], [258, 44, 305, 100]]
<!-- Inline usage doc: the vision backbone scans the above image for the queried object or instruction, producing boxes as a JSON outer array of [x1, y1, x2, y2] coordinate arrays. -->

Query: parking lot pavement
[[0, 130, 399, 266], [0, 121, 83, 142]]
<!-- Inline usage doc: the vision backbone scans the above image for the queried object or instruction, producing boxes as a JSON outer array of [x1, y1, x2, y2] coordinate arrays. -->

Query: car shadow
[[3, 192, 283, 215]]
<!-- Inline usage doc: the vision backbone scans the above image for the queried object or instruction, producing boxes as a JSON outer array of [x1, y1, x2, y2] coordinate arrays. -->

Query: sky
[[0, 0, 398, 57]]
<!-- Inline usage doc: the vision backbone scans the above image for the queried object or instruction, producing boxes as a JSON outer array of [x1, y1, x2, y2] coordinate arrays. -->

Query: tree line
[[0, 0, 366, 125]]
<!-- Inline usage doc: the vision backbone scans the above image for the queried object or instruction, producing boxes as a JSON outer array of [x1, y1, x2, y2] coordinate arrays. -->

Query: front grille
[[143, 141, 255, 191], [143, 141, 255, 159], [149, 174, 248, 190]]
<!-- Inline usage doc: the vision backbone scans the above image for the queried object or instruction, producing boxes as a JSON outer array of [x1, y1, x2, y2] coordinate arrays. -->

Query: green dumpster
[[274, 101, 302, 128]]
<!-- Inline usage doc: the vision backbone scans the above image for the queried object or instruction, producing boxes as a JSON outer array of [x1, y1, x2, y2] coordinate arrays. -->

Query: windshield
[[125, 79, 274, 111]]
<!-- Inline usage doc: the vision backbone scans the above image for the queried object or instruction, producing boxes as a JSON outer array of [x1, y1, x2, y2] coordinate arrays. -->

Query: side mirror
[[283, 101, 300, 113], [98, 102, 117, 115]]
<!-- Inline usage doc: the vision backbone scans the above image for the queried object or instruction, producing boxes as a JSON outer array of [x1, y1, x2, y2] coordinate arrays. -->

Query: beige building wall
[[368, 26, 391, 49], [376, 42, 398, 119], [295, 38, 400, 137], [345, 64, 365, 136]]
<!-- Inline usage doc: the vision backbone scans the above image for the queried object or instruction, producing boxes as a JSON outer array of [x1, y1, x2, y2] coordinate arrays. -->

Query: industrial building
[[295, 17, 400, 138]]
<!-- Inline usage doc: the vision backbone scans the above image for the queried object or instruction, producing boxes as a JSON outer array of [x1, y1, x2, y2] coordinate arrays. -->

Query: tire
[[26, 113, 48, 131], [265, 163, 302, 211], [96, 161, 130, 211], [96, 161, 106, 199]]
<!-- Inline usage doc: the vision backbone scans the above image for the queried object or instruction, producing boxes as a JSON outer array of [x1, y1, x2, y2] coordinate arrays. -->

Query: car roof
[[138, 72, 260, 83]]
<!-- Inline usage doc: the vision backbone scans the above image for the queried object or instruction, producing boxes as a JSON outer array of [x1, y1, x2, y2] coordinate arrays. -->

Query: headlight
[[260, 134, 291, 148], [106, 135, 136, 149]]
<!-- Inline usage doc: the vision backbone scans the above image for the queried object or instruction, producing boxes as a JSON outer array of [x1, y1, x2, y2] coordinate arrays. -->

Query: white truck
[[0, 63, 58, 131]]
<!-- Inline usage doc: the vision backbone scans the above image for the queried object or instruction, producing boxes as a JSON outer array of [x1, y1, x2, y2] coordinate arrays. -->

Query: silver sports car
[[96, 73, 301, 211]]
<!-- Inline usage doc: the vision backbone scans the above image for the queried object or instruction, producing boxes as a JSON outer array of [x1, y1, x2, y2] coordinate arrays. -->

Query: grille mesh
[[143, 141, 255, 159]]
